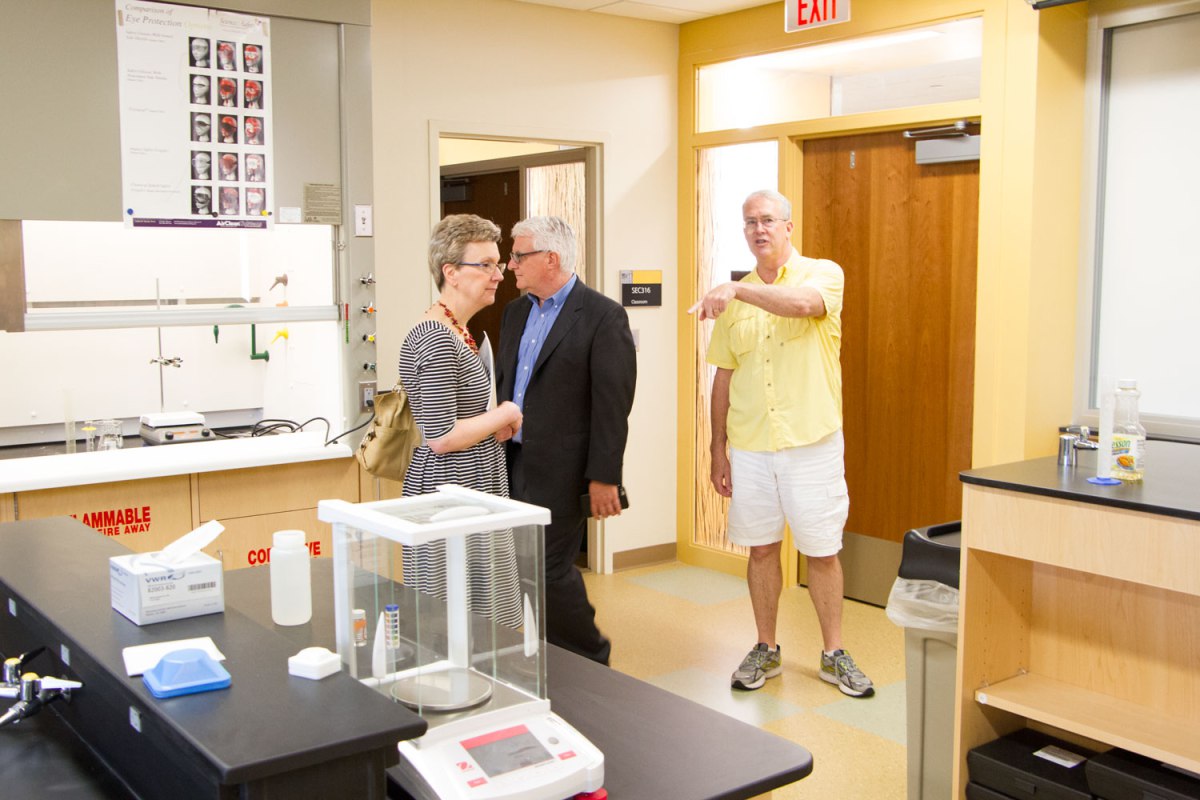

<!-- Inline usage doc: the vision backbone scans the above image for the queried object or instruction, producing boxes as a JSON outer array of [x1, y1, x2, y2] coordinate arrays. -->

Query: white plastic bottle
[[270, 530, 312, 625], [1110, 379, 1146, 481]]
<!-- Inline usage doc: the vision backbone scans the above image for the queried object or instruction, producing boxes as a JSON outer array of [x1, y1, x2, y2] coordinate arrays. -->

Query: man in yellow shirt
[[691, 189, 873, 698]]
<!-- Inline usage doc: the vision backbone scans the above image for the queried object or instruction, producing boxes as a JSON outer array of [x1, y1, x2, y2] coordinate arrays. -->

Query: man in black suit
[[498, 216, 636, 666]]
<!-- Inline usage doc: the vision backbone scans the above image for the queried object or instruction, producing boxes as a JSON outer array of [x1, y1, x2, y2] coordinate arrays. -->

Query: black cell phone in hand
[[580, 485, 629, 517]]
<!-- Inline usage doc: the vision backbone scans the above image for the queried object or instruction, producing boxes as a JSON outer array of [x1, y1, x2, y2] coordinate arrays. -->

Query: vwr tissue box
[[110, 521, 226, 625]]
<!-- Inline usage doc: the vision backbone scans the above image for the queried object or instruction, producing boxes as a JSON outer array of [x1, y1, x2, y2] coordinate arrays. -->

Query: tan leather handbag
[[355, 386, 421, 483]]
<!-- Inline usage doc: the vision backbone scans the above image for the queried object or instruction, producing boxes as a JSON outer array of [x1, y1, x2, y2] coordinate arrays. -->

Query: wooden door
[[441, 170, 521, 352], [802, 130, 977, 549]]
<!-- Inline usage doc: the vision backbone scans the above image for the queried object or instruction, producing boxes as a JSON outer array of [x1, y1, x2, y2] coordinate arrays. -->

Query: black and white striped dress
[[398, 320, 521, 628]]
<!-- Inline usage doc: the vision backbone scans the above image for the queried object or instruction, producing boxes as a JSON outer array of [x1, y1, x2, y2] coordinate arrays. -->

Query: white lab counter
[[0, 432, 352, 493]]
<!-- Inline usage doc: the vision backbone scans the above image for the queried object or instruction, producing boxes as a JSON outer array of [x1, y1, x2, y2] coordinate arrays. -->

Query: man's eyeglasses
[[509, 249, 547, 265], [743, 216, 787, 230], [457, 261, 507, 274]]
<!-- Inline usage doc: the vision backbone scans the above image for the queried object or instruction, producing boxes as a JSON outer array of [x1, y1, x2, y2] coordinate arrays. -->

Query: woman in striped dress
[[398, 214, 524, 628]]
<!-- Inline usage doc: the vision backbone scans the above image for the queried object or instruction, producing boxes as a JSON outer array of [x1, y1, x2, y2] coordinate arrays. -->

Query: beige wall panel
[[198, 458, 358, 520], [206, 508, 330, 573], [0, 494, 15, 523], [15, 476, 194, 555]]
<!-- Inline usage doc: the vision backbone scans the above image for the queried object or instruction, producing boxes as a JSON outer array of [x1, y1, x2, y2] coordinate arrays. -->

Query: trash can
[[885, 521, 962, 800]]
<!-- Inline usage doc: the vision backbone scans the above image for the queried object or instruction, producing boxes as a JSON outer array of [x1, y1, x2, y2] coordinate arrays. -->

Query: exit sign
[[785, 0, 850, 33]]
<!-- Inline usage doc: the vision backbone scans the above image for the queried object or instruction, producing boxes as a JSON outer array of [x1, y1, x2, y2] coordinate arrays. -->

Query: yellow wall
[[975, 0, 1088, 467]]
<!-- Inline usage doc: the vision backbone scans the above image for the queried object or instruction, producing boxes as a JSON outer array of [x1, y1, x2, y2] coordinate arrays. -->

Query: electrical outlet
[[359, 380, 377, 413]]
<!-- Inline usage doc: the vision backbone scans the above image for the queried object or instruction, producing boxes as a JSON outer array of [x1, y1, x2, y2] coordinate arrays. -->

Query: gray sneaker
[[820, 649, 874, 697], [731, 643, 782, 690]]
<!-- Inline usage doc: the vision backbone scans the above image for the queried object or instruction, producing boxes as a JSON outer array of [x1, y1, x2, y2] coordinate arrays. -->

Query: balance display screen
[[461, 724, 554, 777]]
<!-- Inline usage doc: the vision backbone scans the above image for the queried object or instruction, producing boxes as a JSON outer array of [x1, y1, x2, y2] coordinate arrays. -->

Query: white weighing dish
[[287, 647, 341, 680]]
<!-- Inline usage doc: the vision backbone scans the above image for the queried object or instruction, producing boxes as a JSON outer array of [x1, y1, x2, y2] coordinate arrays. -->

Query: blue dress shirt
[[512, 274, 577, 443]]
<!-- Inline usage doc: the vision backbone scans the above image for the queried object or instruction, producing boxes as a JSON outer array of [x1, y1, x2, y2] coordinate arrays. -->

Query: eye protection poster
[[116, 1, 274, 229]]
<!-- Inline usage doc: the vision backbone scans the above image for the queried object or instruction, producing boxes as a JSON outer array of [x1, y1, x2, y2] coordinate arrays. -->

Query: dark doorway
[[440, 170, 521, 354]]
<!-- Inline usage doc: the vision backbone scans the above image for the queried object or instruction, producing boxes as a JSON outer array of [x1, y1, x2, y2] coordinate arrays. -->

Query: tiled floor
[[584, 562, 909, 799]]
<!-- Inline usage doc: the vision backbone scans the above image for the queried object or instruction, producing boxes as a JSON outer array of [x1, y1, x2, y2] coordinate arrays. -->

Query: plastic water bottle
[[1110, 379, 1145, 481], [270, 530, 312, 625]]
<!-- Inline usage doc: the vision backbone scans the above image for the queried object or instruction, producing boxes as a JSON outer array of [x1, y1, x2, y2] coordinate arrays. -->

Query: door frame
[[429, 121, 612, 573], [429, 120, 603, 298]]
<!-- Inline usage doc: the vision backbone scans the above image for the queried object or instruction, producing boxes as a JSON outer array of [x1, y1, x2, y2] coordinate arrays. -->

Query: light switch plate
[[354, 204, 373, 237]]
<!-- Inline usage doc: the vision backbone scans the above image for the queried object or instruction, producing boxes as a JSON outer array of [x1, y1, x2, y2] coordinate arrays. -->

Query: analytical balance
[[318, 486, 604, 800]]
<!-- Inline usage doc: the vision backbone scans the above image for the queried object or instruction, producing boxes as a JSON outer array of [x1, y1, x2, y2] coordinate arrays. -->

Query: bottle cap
[[1117, 378, 1137, 390], [273, 529, 305, 549]]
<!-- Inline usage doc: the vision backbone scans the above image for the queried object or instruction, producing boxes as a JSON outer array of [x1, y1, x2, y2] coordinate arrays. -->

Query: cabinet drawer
[[204, 508, 329, 573], [198, 458, 358, 520], [16, 475, 194, 554]]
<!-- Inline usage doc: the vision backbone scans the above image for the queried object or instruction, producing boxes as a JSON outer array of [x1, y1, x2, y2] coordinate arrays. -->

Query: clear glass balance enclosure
[[318, 486, 550, 735]]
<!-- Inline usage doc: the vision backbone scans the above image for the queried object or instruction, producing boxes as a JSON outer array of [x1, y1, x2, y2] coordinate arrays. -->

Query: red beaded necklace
[[436, 301, 478, 354]]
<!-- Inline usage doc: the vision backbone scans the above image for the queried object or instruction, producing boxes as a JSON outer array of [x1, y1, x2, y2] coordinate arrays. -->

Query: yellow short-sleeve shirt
[[706, 249, 844, 452]]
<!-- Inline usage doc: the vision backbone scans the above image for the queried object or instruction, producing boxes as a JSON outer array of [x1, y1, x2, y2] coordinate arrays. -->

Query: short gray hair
[[428, 214, 502, 289], [744, 189, 792, 221], [511, 216, 576, 275]]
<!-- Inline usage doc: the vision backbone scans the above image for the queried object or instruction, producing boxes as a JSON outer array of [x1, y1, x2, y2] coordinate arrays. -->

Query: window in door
[[693, 140, 777, 553]]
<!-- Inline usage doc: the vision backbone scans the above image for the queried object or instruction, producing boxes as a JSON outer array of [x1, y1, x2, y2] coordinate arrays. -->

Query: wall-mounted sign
[[620, 270, 662, 308], [785, 0, 850, 33], [303, 183, 343, 225], [115, 1, 274, 229]]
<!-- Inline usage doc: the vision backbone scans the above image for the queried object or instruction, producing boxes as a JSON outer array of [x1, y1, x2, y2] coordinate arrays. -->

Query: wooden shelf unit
[[975, 673, 1200, 773], [953, 483, 1200, 796]]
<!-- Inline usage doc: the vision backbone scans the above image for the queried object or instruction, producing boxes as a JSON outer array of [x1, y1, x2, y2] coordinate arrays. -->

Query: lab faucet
[[1057, 425, 1100, 466], [0, 647, 83, 728]]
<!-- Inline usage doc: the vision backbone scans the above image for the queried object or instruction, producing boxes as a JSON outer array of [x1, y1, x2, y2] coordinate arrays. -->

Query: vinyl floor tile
[[623, 564, 748, 605], [585, 562, 910, 799], [813, 679, 908, 746], [647, 667, 806, 727]]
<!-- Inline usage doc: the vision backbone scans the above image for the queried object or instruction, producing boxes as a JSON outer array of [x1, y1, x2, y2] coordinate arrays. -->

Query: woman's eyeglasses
[[456, 261, 507, 274]]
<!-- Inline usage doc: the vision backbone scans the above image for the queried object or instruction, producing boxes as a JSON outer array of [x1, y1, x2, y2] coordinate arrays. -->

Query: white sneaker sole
[[731, 665, 782, 691], [819, 668, 874, 697]]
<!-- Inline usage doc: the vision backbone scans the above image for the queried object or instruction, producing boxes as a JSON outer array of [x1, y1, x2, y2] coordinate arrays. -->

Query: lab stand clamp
[[1, 647, 83, 728]]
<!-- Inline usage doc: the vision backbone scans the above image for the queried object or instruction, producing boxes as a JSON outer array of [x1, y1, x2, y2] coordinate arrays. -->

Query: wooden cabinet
[[12, 475, 195, 553], [11, 458, 360, 571], [197, 459, 359, 571], [358, 464, 404, 503], [953, 480, 1200, 796]]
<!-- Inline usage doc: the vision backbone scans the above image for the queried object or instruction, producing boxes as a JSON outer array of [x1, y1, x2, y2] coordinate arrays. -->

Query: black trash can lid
[[897, 521, 962, 589]]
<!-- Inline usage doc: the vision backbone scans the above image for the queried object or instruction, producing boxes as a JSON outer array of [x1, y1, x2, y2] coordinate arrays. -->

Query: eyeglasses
[[744, 216, 788, 230], [509, 249, 547, 265], [457, 261, 507, 274]]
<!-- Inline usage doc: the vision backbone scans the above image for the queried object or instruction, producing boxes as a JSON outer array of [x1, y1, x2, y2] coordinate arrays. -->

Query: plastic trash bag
[[885, 577, 959, 634]]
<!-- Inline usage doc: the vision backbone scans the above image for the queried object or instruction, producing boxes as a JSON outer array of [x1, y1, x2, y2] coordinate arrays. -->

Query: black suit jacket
[[498, 280, 637, 517]]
